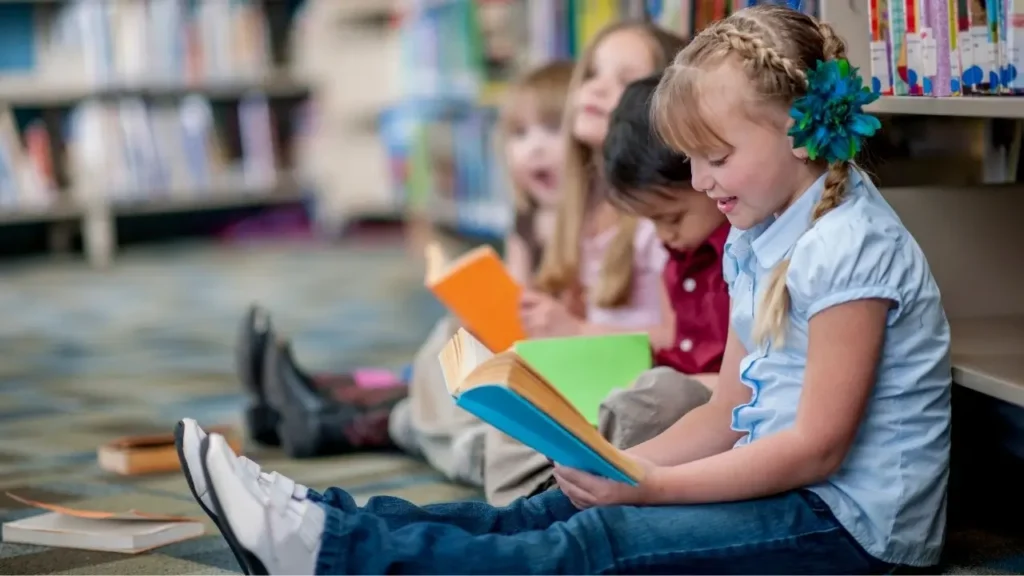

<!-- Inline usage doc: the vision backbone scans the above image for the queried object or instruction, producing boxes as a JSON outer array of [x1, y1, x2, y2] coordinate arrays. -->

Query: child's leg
[[316, 491, 888, 574], [388, 314, 487, 485], [204, 433, 887, 575], [598, 366, 712, 448], [309, 484, 576, 535], [483, 429, 554, 506]]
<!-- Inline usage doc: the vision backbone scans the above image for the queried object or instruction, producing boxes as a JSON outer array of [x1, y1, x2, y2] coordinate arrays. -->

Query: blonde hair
[[652, 5, 850, 347], [497, 61, 575, 214], [535, 22, 687, 308]]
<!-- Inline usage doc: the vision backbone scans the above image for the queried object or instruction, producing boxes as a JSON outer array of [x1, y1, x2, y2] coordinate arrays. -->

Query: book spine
[[1009, 0, 1024, 91], [870, 0, 896, 94]]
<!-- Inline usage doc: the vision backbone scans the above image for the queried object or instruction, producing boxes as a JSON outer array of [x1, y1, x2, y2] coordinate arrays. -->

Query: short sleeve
[[787, 219, 908, 322], [634, 219, 669, 272]]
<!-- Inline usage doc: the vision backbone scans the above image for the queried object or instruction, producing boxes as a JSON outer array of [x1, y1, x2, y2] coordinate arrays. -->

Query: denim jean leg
[[315, 490, 888, 575], [309, 487, 578, 534]]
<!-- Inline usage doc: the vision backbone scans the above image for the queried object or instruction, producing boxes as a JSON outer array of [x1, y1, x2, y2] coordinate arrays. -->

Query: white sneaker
[[175, 418, 308, 522], [203, 433, 323, 575]]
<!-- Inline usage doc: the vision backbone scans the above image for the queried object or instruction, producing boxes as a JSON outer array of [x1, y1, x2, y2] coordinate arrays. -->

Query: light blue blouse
[[724, 168, 952, 566]]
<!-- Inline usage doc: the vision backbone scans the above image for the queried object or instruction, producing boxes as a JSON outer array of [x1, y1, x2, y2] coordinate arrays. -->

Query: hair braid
[[749, 17, 852, 349], [715, 24, 807, 90]]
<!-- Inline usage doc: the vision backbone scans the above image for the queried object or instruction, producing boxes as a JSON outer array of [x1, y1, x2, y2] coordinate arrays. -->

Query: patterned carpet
[[0, 229, 1021, 574], [0, 231, 479, 574]]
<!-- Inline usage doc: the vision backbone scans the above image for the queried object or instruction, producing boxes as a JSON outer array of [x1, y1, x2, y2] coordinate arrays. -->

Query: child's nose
[[691, 167, 714, 194]]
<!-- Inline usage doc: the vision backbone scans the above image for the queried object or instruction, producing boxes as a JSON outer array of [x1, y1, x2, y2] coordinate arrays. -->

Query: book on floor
[[424, 242, 526, 353], [2, 493, 204, 553], [98, 426, 242, 475], [437, 328, 647, 484]]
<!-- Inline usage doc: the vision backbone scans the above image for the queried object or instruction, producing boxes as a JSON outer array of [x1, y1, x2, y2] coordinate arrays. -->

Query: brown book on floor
[[2, 493, 204, 554], [97, 426, 242, 475]]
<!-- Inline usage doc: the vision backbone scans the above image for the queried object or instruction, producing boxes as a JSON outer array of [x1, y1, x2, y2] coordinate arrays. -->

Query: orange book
[[424, 242, 526, 352]]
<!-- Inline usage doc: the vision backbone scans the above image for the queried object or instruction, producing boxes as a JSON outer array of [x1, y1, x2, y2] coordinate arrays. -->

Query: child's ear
[[784, 116, 810, 161], [791, 145, 810, 162]]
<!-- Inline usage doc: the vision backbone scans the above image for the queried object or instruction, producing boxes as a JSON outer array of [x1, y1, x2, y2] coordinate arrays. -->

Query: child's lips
[[716, 196, 738, 214]]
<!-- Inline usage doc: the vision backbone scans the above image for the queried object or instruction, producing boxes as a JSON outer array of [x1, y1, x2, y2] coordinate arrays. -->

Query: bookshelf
[[0, 0, 313, 267], [819, 1, 1024, 409]]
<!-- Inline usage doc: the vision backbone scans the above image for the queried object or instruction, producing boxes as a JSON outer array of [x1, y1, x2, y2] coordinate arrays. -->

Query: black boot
[[235, 304, 280, 446], [263, 339, 405, 458]]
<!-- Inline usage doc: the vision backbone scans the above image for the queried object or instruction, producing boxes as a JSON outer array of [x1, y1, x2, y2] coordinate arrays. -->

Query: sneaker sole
[[174, 421, 251, 575], [201, 435, 269, 576]]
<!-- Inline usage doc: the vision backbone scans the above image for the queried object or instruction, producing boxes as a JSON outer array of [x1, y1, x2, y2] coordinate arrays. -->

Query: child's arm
[[642, 298, 891, 505], [626, 325, 749, 466], [504, 233, 532, 286]]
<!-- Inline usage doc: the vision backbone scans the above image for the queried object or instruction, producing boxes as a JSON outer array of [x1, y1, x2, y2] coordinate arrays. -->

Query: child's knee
[[598, 368, 712, 449]]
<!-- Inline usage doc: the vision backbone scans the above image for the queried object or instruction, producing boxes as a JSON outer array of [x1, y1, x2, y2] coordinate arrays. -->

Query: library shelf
[[866, 96, 1024, 119], [0, 72, 311, 107], [109, 180, 305, 218], [0, 201, 80, 225], [950, 316, 1024, 408]]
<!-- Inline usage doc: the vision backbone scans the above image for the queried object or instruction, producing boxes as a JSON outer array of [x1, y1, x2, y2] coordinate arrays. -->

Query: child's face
[[573, 29, 657, 149], [684, 64, 812, 230], [629, 186, 726, 252], [506, 105, 564, 208]]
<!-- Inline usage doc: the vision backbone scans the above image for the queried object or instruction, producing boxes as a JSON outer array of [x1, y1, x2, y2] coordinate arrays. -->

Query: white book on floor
[[2, 511, 205, 554]]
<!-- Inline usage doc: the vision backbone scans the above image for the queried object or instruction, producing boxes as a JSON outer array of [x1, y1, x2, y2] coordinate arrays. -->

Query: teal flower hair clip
[[788, 59, 881, 163]]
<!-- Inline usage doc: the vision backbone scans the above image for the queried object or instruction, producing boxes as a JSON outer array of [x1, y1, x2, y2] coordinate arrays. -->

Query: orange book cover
[[424, 243, 526, 352]]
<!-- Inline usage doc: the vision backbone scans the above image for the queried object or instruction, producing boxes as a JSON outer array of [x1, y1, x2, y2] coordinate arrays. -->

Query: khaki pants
[[388, 322, 712, 504], [387, 316, 489, 485]]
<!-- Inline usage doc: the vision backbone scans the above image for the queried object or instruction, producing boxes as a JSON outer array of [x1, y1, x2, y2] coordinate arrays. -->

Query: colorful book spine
[[928, 0, 962, 94], [889, 0, 911, 94], [905, 0, 926, 95], [958, 0, 980, 90], [870, 0, 895, 94], [993, 0, 1009, 90], [1007, 0, 1024, 91]]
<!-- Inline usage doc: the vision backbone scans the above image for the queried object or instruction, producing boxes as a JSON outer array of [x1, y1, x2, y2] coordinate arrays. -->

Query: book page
[[5, 493, 200, 523], [438, 328, 495, 395]]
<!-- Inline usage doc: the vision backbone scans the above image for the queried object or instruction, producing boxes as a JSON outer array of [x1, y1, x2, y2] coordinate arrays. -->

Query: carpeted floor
[[0, 232, 479, 574], [0, 230, 1022, 574]]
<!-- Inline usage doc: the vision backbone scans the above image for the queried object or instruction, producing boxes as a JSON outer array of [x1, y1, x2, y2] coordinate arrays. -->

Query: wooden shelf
[[0, 72, 311, 106], [951, 316, 1024, 407], [867, 96, 1024, 119], [0, 201, 80, 225]]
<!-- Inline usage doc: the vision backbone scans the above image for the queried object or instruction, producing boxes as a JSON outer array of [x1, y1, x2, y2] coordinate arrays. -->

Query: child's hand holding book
[[519, 289, 583, 338], [553, 453, 658, 509]]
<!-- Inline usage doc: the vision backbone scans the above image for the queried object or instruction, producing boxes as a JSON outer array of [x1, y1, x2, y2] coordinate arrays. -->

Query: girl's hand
[[552, 455, 658, 509], [519, 289, 583, 338]]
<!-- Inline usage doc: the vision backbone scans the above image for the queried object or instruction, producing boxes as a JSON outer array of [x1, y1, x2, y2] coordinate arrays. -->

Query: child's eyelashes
[[708, 155, 729, 168]]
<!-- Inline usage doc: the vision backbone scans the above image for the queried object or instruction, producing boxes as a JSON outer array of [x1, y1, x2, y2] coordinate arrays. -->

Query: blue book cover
[[439, 328, 642, 485]]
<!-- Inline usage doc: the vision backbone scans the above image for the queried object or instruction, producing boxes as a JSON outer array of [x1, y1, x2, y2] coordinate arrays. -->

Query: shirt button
[[683, 278, 697, 292], [679, 338, 694, 352]]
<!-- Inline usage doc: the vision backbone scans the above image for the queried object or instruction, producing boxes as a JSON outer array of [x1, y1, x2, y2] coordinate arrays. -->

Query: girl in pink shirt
[[519, 23, 685, 343]]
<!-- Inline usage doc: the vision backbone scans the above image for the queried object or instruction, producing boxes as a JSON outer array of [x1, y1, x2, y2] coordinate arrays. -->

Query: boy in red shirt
[[593, 72, 731, 451]]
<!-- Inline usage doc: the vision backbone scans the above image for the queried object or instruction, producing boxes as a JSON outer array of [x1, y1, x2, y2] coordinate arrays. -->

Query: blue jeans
[[308, 487, 892, 574]]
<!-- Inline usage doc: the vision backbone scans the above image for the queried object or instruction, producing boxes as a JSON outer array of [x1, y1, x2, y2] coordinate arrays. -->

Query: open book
[[438, 328, 646, 484], [424, 242, 526, 353]]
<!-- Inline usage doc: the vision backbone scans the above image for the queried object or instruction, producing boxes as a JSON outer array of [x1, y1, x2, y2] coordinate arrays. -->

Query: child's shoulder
[[787, 184, 936, 316]]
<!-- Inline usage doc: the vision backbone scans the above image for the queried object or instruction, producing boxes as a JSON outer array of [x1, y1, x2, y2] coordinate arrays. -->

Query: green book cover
[[513, 333, 652, 425]]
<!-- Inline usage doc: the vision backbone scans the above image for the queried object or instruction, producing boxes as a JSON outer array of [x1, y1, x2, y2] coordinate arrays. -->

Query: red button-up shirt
[[653, 223, 731, 374]]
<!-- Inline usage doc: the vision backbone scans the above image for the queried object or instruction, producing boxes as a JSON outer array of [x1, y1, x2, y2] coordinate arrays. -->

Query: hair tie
[[787, 59, 881, 163]]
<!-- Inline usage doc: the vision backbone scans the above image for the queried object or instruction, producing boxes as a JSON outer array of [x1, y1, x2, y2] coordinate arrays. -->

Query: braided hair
[[651, 5, 850, 347]]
